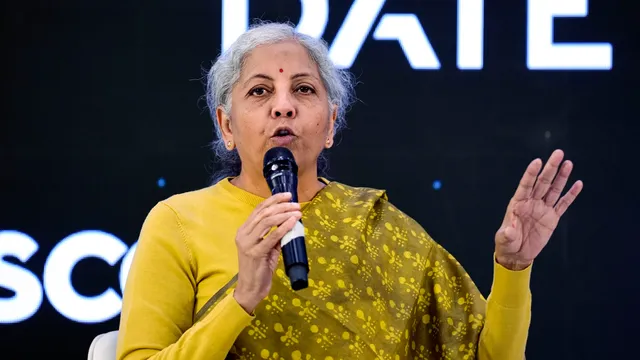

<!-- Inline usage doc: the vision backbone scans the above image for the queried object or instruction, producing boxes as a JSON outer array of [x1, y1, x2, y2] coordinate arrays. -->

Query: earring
[[227, 140, 233, 149]]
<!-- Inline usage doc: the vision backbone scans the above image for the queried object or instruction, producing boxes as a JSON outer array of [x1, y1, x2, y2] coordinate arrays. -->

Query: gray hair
[[205, 21, 356, 183]]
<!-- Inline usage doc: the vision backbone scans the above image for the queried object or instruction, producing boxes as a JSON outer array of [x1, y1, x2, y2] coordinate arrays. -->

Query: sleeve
[[116, 202, 254, 360], [477, 258, 532, 360]]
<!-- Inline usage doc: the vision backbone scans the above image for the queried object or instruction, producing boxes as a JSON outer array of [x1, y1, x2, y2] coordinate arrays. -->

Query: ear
[[216, 106, 234, 149], [325, 105, 338, 148]]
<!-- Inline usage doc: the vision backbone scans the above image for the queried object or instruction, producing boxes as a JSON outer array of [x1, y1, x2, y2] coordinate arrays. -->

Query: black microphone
[[263, 147, 309, 291]]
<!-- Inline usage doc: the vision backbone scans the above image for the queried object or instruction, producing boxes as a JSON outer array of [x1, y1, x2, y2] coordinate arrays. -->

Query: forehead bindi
[[244, 42, 316, 74]]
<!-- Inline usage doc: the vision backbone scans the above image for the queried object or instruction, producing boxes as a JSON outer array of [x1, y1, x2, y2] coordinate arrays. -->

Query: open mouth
[[272, 127, 295, 137], [271, 127, 296, 145]]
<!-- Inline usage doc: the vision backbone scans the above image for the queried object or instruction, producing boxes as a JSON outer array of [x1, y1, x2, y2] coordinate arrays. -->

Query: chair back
[[88, 330, 119, 360]]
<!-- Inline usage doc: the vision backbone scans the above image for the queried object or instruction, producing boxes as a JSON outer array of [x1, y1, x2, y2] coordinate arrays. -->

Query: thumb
[[267, 243, 282, 270], [503, 225, 519, 243], [496, 225, 518, 246], [270, 243, 282, 260], [495, 227, 508, 246]]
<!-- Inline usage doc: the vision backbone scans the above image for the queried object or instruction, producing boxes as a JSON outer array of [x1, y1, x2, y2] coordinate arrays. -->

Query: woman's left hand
[[495, 149, 583, 271]]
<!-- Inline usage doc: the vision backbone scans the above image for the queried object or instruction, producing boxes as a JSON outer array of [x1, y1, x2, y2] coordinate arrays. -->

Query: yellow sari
[[196, 181, 486, 359]]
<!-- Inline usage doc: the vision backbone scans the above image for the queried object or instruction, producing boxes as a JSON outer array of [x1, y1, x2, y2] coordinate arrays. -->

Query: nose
[[270, 92, 296, 119]]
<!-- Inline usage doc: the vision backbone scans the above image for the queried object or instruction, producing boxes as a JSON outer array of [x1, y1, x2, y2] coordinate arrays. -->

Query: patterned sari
[[196, 182, 486, 359]]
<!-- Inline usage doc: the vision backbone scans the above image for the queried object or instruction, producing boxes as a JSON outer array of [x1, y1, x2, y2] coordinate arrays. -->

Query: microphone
[[263, 147, 309, 291]]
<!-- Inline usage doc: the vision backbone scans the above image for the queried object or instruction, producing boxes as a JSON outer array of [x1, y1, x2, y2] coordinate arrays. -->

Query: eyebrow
[[243, 72, 318, 88], [291, 72, 315, 80]]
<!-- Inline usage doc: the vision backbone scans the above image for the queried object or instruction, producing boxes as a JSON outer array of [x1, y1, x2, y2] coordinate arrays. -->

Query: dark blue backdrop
[[1, 0, 637, 358]]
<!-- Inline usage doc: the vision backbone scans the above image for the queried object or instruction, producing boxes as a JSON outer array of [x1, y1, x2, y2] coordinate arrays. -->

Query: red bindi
[[279, 68, 283, 73]]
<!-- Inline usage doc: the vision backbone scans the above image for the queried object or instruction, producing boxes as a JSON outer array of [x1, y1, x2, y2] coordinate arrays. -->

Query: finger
[[253, 211, 303, 239], [252, 202, 300, 228], [247, 192, 292, 222], [532, 149, 564, 200], [243, 205, 300, 245], [544, 160, 573, 206], [554, 180, 583, 217], [255, 215, 299, 254], [245, 195, 298, 234], [512, 158, 543, 201]]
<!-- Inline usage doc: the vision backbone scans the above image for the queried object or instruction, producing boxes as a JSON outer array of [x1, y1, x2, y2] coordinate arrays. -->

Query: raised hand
[[495, 149, 583, 271]]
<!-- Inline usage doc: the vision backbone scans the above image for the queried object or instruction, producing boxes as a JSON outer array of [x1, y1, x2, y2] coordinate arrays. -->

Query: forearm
[[118, 291, 253, 360], [477, 259, 532, 360]]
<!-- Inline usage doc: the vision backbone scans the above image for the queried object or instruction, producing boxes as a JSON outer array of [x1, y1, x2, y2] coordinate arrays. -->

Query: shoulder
[[160, 186, 217, 211], [327, 181, 417, 220], [323, 180, 421, 220], [140, 185, 221, 227], [318, 180, 388, 206], [328, 182, 478, 282], [138, 186, 219, 248], [326, 180, 441, 242], [320, 180, 429, 233]]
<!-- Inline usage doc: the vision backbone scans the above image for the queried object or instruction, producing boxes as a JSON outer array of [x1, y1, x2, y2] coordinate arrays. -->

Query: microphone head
[[263, 147, 298, 178]]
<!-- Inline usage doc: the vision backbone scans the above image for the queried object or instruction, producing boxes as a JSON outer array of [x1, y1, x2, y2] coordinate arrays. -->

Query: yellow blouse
[[117, 178, 531, 359]]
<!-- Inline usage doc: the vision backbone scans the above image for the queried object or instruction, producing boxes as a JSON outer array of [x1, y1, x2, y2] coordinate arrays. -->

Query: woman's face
[[217, 40, 336, 178]]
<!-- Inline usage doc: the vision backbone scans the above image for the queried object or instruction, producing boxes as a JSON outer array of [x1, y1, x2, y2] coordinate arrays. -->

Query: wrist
[[233, 288, 259, 314], [495, 255, 532, 271]]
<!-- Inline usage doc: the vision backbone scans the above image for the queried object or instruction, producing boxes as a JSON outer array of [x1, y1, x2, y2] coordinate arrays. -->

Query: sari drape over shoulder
[[195, 182, 486, 360]]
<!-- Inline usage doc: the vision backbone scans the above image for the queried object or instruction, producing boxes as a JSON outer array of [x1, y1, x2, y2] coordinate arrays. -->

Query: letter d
[[221, 0, 329, 52]]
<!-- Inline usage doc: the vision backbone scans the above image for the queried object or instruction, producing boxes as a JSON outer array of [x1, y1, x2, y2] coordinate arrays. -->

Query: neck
[[231, 163, 325, 203]]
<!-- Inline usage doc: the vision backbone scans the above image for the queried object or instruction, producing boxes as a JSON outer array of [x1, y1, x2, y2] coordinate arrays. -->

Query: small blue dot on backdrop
[[432, 180, 442, 190], [157, 177, 166, 188]]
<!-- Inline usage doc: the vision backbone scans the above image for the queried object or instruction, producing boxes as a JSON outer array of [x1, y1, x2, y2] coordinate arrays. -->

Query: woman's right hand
[[233, 192, 302, 314]]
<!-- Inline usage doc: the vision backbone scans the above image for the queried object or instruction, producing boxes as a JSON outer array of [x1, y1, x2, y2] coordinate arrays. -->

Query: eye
[[296, 85, 315, 94], [249, 87, 268, 96]]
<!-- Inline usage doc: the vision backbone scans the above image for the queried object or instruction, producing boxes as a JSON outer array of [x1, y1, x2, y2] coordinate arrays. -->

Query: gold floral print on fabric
[[200, 182, 487, 359]]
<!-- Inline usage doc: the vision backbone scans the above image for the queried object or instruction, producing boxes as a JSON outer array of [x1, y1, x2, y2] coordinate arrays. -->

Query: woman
[[116, 22, 582, 360]]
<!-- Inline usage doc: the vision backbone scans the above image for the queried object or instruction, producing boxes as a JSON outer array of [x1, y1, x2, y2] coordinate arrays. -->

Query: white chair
[[88, 330, 119, 360]]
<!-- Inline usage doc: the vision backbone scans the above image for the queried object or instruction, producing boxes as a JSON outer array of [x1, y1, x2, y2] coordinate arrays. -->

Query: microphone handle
[[281, 222, 308, 290], [266, 171, 309, 290]]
